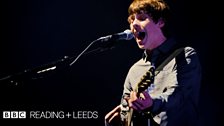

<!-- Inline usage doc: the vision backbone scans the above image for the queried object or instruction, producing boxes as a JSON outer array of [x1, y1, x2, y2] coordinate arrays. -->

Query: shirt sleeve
[[150, 47, 202, 115], [121, 69, 133, 103]]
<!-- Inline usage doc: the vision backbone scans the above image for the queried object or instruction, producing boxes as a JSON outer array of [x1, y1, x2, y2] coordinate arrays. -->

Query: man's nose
[[132, 19, 140, 30]]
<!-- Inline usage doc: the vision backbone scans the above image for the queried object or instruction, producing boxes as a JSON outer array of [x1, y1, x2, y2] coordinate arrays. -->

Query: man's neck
[[146, 36, 167, 54]]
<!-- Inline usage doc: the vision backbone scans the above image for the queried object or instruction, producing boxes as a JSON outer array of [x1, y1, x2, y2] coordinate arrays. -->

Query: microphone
[[97, 29, 134, 42], [70, 29, 133, 66]]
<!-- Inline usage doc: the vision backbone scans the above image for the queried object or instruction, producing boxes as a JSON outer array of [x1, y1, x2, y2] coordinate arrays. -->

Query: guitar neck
[[125, 66, 155, 126]]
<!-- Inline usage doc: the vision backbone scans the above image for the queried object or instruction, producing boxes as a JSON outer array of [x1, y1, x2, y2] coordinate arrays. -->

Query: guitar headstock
[[136, 66, 155, 93]]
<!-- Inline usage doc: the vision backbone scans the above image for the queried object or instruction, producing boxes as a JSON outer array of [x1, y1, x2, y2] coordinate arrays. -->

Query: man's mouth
[[135, 31, 146, 40]]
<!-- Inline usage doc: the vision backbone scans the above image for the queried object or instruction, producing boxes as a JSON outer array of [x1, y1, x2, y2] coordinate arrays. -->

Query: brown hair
[[128, 0, 171, 36]]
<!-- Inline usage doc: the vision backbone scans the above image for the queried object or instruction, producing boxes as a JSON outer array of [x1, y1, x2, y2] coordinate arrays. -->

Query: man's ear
[[156, 18, 165, 28]]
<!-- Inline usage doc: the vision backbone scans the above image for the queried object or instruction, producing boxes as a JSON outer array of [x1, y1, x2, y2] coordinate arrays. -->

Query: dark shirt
[[121, 38, 201, 126]]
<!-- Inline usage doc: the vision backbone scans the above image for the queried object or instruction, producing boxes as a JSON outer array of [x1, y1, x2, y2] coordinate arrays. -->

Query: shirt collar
[[142, 37, 177, 63]]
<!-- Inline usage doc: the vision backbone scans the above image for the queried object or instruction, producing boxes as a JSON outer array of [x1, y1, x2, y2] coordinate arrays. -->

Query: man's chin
[[137, 44, 145, 49]]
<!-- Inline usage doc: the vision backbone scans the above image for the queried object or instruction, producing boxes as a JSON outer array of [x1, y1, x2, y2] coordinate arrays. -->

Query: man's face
[[129, 12, 165, 50]]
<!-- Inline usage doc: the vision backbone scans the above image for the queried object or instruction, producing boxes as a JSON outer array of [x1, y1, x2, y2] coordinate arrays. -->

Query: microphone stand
[[0, 37, 115, 86]]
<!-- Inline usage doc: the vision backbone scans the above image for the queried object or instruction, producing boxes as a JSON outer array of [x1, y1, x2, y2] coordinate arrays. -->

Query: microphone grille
[[124, 29, 134, 40]]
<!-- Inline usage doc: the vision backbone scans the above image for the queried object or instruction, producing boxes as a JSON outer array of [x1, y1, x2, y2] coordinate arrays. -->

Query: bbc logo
[[3, 111, 26, 119]]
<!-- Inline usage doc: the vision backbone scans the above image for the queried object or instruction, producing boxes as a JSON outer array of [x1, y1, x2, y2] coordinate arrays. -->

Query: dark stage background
[[0, 0, 222, 125]]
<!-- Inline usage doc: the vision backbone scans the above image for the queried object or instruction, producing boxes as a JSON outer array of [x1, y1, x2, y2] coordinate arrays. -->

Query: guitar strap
[[155, 47, 184, 75], [144, 47, 185, 126]]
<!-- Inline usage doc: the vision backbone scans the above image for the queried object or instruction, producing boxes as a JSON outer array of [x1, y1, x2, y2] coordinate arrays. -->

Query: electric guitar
[[125, 66, 155, 126]]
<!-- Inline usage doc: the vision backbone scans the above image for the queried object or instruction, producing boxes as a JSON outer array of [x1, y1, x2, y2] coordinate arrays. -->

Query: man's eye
[[138, 16, 146, 21]]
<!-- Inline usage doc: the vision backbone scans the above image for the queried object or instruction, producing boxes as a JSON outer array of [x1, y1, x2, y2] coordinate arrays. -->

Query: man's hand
[[128, 91, 153, 111], [105, 105, 121, 126]]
